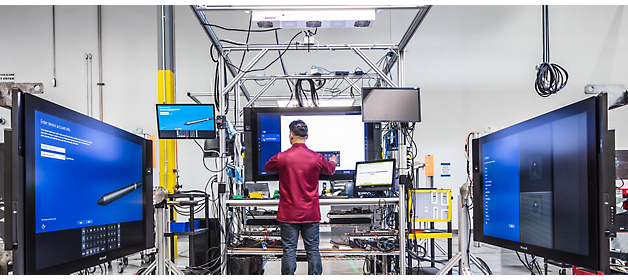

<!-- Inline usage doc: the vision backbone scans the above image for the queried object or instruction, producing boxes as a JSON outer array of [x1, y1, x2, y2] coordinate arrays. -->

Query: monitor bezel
[[471, 95, 611, 273], [361, 87, 421, 123], [155, 103, 216, 139], [353, 158, 397, 192], [20, 93, 152, 275]]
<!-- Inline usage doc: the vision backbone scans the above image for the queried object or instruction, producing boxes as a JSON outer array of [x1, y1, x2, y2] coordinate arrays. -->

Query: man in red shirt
[[265, 120, 338, 275]]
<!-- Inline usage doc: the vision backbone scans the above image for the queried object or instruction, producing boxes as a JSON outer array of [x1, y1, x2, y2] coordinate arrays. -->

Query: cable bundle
[[535, 5, 568, 97]]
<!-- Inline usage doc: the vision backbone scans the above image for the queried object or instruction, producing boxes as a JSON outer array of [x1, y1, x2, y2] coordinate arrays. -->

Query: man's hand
[[329, 155, 339, 164]]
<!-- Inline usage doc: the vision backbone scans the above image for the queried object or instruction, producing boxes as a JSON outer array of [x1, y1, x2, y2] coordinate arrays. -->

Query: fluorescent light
[[253, 9, 375, 29], [276, 99, 356, 107]]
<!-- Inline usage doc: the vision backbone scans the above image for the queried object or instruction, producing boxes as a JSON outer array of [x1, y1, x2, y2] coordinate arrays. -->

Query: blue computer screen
[[481, 134, 521, 242], [478, 107, 592, 256], [34, 110, 143, 234], [157, 104, 215, 139]]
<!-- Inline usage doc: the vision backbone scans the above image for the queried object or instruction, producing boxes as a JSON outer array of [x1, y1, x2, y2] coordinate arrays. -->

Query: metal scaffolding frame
[[189, 4, 431, 275]]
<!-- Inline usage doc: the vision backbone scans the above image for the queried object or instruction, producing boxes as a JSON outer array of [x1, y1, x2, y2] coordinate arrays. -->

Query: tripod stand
[[141, 200, 184, 275], [437, 195, 491, 275]]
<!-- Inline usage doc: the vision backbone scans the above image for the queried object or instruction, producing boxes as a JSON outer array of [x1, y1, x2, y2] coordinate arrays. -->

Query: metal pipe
[[398, 126, 406, 275], [382, 6, 432, 75], [352, 47, 398, 87], [189, 5, 252, 100], [343, 76, 362, 94], [187, 93, 202, 104], [234, 81, 240, 126], [238, 77, 276, 116], [241, 74, 371, 80], [98, 5, 103, 121], [222, 49, 269, 95], [52, 5, 57, 87], [398, 50, 405, 87], [397, 49, 407, 275], [89, 53, 93, 117], [85, 54, 89, 115], [160, 5, 168, 192], [191, 92, 358, 100], [218, 54, 228, 276], [227, 197, 400, 207], [156, 206, 166, 275], [223, 43, 397, 51], [194, 5, 426, 11]]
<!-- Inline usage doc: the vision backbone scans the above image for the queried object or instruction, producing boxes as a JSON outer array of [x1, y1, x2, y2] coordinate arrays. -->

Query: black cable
[[535, 5, 568, 97], [475, 257, 493, 275], [238, 12, 253, 71], [193, 139, 228, 173], [516, 251, 534, 274], [218, 31, 302, 74], [275, 30, 294, 95]]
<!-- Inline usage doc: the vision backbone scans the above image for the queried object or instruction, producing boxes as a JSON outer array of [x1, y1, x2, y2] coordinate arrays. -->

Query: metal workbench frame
[[189, 5, 432, 275]]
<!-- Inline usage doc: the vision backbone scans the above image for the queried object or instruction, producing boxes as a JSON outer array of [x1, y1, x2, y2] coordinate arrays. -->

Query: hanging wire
[[535, 5, 568, 97]]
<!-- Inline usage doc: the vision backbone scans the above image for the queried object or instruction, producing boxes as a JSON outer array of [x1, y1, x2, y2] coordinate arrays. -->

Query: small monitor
[[354, 159, 396, 191], [361, 87, 421, 123], [156, 104, 216, 139]]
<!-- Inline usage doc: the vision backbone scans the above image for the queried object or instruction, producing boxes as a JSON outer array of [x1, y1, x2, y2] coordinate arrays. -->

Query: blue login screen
[[34, 111, 143, 234], [482, 134, 521, 242], [157, 105, 215, 132]]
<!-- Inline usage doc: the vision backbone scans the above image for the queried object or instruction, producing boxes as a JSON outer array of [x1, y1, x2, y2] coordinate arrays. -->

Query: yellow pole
[[158, 5, 177, 259]]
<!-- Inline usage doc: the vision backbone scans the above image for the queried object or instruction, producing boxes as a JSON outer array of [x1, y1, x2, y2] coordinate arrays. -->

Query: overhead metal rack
[[189, 4, 432, 275]]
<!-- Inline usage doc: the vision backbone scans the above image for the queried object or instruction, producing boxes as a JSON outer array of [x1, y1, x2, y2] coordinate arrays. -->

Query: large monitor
[[244, 106, 380, 181], [361, 87, 421, 123], [156, 104, 216, 139], [354, 159, 396, 192], [10, 90, 153, 274], [472, 94, 616, 274]]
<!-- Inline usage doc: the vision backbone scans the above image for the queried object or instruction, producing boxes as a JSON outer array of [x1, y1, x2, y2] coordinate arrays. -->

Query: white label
[[0, 73, 15, 83], [441, 162, 451, 177]]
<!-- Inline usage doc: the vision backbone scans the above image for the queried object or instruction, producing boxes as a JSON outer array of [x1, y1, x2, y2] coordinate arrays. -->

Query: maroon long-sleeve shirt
[[264, 143, 336, 223]]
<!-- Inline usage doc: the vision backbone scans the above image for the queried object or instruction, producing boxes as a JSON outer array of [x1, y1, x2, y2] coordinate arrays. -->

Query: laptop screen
[[355, 159, 396, 187]]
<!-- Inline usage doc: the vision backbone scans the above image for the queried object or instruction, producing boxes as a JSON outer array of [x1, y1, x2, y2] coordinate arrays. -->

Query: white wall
[[1, 5, 627, 226]]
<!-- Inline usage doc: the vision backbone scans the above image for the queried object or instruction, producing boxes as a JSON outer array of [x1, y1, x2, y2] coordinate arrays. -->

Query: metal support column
[[343, 76, 362, 94], [437, 195, 471, 275], [157, 5, 178, 260], [238, 78, 277, 116], [351, 47, 398, 88], [397, 49, 407, 275], [460, 195, 470, 272], [382, 5, 432, 76], [156, 205, 166, 275], [222, 49, 269, 94], [218, 54, 228, 275], [189, 5, 252, 100]]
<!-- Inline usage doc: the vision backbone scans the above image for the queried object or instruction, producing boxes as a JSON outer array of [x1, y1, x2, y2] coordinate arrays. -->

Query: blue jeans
[[280, 222, 322, 275]]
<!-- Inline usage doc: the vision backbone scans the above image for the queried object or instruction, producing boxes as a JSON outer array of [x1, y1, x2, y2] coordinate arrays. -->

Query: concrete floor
[[107, 230, 572, 275]]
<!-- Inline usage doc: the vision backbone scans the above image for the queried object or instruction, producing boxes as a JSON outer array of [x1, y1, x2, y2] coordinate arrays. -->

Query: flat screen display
[[156, 104, 216, 139], [18, 93, 152, 274], [472, 96, 606, 271], [355, 159, 395, 187], [244, 107, 379, 181], [361, 87, 421, 123]]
